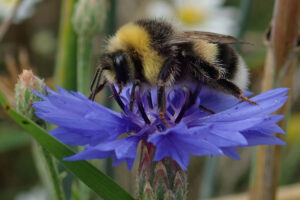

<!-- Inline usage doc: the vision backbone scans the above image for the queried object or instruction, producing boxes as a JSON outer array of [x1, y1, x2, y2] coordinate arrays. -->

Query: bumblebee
[[90, 19, 257, 125]]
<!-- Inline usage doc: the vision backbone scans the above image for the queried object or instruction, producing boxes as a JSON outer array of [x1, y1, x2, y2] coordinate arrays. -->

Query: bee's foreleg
[[89, 67, 106, 100], [109, 84, 126, 111], [89, 80, 107, 100]]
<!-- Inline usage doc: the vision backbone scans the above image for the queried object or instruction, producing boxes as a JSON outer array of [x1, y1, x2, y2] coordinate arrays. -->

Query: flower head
[[145, 0, 239, 35], [0, 0, 42, 23], [33, 85, 288, 170]]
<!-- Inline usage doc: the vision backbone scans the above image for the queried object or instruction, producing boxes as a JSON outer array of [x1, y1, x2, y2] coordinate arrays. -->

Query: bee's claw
[[240, 96, 258, 105], [199, 105, 215, 114], [117, 84, 123, 95], [159, 111, 170, 128]]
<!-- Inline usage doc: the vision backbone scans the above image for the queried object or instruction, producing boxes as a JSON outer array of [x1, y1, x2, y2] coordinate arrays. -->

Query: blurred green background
[[0, 0, 299, 199]]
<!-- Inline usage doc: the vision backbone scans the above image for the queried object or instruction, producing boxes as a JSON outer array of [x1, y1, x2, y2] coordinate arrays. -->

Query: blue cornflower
[[33, 85, 288, 170]]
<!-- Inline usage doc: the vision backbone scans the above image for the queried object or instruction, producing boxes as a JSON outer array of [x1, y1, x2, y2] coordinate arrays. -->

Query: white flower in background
[[14, 186, 46, 200], [146, 0, 239, 36], [0, 0, 42, 23]]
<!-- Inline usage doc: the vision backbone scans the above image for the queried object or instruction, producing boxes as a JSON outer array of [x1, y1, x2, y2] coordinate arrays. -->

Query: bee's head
[[100, 50, 132, 85]]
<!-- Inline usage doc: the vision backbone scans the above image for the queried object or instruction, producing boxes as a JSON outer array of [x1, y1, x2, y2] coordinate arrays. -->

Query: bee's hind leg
[[215, 79, 258, 105], [183, 51, 221, 80]]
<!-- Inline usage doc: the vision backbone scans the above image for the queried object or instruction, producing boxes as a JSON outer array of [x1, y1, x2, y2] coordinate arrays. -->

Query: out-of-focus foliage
[[0, 0, 299, 200]]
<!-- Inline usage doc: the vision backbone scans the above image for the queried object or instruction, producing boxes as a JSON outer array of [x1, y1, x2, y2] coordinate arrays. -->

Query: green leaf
[[0, 91, 135, 200]]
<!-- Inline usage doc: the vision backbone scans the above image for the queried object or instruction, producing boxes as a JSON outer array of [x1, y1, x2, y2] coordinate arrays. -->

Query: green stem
[[54, 0, 78, 90], [105, 0, 117, 36], [105, 157, 114, 178], [76, 35, 94, 199], [199, 157, 217, 200], [77, 37, 92, 95], [32, 140, 65, 200], [237, 0, 252, 39], [32, 122, 65, 200], [42, 147, 66, 200], [104, 0, 118, 178], [236, 0, 253, 51]]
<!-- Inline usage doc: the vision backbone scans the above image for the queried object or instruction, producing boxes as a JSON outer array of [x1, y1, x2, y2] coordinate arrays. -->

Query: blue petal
[[114, 136, 141, 159], [64, 135, 141, 169], [64, 148, 113, 161], [50, 128, 111, 146], [190, 126, 247, 147], [201, 89, 288, 122], [199, 87, 240, 112], [33, 88, 139, 144], [220, 147, 240, 160], [246, 115, 285, 135], [241, 130, 286, 146], [148, 122, 222, 170]]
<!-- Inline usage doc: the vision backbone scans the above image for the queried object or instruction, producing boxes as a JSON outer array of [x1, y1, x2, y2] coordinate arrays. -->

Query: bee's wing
[[168, 31, 250, 45]]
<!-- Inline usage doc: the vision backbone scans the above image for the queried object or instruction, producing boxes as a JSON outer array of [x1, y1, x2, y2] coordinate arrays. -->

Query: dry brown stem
[[249, 1, 300, 200]]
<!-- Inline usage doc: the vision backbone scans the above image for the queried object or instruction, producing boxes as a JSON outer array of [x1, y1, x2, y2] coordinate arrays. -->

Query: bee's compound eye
[[114, 54, 125, 66], [112, 51, 130, 84]]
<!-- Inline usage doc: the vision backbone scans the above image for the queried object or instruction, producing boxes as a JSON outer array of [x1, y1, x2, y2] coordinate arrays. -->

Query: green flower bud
[[137, 142, 188, 200], [72, 0, 106, 37], [142, 181, 154, 200], [14, 70, 46, 121]]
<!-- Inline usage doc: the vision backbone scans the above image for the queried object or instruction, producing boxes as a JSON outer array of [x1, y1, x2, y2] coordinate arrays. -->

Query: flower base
[[137, 140, 187, 200]]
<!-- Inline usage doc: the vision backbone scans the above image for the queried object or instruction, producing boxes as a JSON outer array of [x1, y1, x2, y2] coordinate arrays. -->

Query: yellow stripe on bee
[[193, 41, 218, 64], [109, 23, 165, 84]]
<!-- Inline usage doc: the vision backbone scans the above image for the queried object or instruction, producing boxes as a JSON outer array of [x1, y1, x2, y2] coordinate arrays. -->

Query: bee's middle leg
[[157, 82, 169, 128], [157, 57, 180, 127], [132, 81, 151, 125], [129, 80, 139, 111]]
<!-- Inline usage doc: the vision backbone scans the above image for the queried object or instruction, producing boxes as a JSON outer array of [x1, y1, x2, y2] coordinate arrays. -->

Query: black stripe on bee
[[136, 19, 175, 56], [129, 50, 148, 83], [217, 44, 238, 80], [180, 43, 220, 80]]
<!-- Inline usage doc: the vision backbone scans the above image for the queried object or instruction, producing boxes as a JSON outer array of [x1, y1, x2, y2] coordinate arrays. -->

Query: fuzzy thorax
[[107, 23, 166, 85]]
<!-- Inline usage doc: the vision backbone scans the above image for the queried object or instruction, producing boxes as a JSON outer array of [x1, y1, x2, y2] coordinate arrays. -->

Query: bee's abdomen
[[217, 44, 238, 80], [217, 44, 249, 89]]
